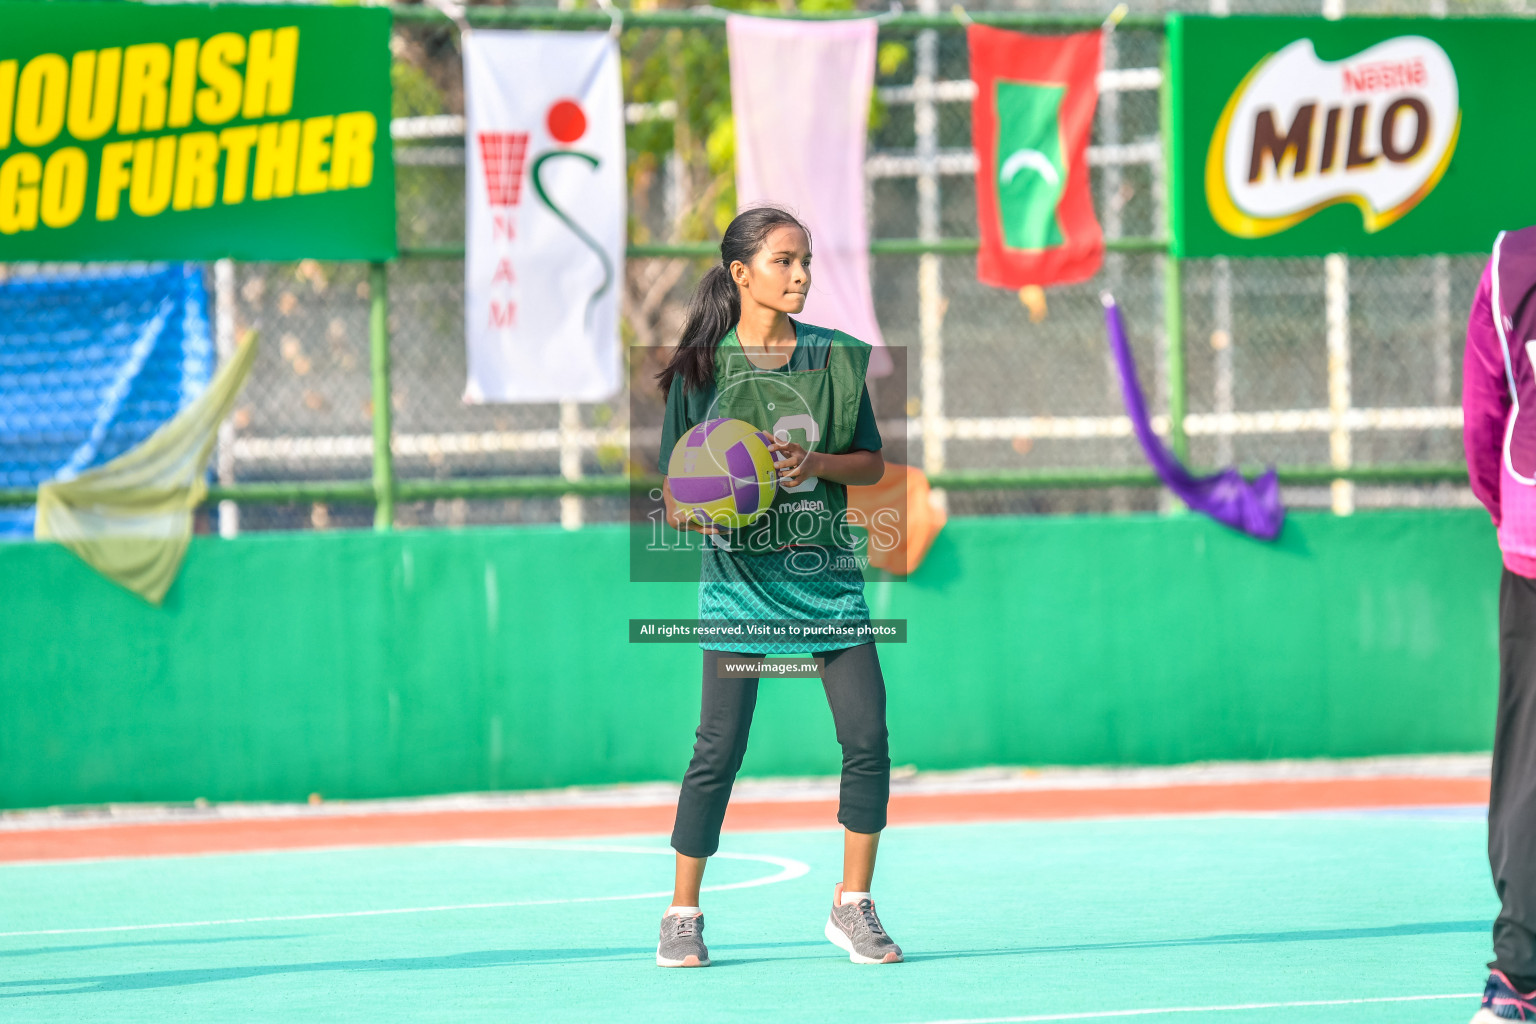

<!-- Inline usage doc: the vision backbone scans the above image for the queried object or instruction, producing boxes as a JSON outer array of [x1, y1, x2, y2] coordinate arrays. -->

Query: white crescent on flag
[[999, 149, 1061, 188]]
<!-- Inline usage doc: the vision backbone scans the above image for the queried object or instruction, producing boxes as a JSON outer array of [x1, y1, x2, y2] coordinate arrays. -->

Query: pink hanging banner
[[727, 15, 891, 376]]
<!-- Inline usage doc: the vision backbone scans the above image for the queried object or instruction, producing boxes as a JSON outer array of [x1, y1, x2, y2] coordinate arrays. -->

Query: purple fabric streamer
[[1102, 292, 1285, 541]]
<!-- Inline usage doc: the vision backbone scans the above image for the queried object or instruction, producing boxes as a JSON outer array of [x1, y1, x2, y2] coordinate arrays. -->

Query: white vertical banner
[[464, 31, 624, 403], [727, 16, 890, 376]]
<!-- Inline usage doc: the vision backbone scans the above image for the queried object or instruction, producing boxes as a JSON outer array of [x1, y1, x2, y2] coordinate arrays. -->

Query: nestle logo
[[1343, 58, 1427, 94]]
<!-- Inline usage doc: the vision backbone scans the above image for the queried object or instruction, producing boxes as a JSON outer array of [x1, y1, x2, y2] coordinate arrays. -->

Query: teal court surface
[[0, 807, 1496, 1024]]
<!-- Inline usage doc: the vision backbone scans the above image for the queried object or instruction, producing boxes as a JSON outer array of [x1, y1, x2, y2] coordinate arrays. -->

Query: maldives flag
[[969, 25, 1103, 289]]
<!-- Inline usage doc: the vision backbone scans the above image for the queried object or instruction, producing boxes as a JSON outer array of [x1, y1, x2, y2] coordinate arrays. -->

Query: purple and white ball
[[666, 417, 782, 529]]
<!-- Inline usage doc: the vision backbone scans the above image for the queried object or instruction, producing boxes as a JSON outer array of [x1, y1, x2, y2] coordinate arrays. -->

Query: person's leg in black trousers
[[671, 650, 759, 862], [668, 643, 892, 890], [657, 650, 758, 968], [820, 643, 891, 857], [818, 643, 902, 963], [1491, 569, 1536, 991], [661, 643, 902, 965]]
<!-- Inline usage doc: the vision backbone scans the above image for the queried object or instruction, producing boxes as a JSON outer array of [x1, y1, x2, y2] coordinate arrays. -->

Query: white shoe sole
[[1470, 1010, 1507, 1023], [656, 946, 709, 967], [824, 916, 902, 964]]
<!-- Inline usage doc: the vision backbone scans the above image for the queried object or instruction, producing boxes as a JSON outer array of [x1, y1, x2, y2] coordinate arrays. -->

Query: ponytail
[[654, 205, 810, 396], [655, 264, 739, 395]]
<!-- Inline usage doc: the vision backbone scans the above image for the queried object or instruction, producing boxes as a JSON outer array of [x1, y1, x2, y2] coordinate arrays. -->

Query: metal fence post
[[1325, 253, 1354, 515], [1160, 30, 1188, 465], [1165, 256, 1187, 463], [1211, 257, 1234, 466], [369, 260, 395, 531], [559, 399, 583, 529], [213, 258, 240, 538], [915, 0, 946, 515]]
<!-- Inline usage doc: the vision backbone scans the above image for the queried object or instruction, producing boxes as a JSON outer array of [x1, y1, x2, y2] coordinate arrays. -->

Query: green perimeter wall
[[0, 509, 1503, 809]]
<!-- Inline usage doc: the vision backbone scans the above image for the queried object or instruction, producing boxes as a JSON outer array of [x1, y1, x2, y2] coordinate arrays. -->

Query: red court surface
[[0, 775, 1488, 863]]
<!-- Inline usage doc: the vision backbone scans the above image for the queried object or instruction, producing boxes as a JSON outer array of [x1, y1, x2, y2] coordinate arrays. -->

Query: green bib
[[711, 321, 871, 553]]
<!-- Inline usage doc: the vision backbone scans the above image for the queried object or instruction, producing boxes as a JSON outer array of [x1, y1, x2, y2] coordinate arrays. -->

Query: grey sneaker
[[656, 911, 710, 967], [824, 884, 903, 964]]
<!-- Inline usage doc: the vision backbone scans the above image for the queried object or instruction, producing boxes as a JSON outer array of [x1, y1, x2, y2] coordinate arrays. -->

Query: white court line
[[0, 843, 808, 939], [889, 992, 1479, 1024]]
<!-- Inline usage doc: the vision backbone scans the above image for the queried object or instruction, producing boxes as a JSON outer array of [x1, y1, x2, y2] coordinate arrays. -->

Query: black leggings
[[671, 644, 890, 859], [1493, 569, 1536, 989]]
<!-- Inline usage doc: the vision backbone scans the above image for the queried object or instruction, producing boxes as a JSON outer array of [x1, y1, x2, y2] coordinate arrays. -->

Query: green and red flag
[[969, 25, 1103, 289]]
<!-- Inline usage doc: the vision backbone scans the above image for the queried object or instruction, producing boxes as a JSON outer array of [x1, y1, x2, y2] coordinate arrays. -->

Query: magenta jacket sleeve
[[1464, 259, 1509, 525]]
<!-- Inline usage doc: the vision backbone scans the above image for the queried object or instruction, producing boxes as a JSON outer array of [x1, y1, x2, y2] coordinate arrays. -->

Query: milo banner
[[1170, 16, 1536, 258], [0, 1, 394, 261]]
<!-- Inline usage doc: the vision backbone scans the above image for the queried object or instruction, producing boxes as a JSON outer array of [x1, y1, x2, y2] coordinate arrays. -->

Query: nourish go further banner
[[1171, 15, 1536, 258], [0, 1, 393, 261]]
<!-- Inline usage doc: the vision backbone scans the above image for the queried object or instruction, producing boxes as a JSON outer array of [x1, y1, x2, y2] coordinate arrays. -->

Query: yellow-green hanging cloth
[[35, 332, 259, 605]]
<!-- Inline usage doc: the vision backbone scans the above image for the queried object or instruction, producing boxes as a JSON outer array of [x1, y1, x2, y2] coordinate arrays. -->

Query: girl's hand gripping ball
[[766, 436, 819, 489]]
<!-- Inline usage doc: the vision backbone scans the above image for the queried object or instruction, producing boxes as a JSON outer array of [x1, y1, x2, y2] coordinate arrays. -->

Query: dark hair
[[654, 206, 810, 395]]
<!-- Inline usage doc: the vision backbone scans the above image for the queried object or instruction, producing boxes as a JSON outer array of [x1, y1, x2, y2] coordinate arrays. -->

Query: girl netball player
[[652, 206, 901, 968]]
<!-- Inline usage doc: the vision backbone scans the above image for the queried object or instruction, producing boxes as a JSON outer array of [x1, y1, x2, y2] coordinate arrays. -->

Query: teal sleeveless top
[[658, 320, 882, 654]]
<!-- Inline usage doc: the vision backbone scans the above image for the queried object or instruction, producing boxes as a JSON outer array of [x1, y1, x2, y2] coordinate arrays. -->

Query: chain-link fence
[[204, 0, 1492, 533]]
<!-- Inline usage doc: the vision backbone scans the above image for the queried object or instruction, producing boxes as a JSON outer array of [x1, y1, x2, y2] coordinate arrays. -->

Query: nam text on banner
[[463, 31, 624, 403], [969, 25, 1103, 289], [727, 16, 890, 376]]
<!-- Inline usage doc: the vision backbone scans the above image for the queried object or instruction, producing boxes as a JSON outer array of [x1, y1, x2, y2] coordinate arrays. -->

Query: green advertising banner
[[1170, 15, 1536, 258], [0, 1, 394, 261]]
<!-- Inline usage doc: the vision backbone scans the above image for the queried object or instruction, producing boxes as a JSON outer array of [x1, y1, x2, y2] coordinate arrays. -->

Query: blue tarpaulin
[[0, 264, 214, 537]]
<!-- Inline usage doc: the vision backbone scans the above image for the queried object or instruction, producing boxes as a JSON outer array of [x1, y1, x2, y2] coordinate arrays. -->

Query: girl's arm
[[811, 449, 885, 487], [770, 442, 884, 488], [1464, 259, 1507, 525]]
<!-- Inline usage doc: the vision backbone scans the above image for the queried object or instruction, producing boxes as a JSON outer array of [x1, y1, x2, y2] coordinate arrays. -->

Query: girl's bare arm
[[770, 441, 884, 488]]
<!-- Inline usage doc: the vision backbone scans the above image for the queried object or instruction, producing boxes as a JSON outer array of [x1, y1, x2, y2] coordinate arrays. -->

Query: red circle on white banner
[[547, 100, 587, 144]]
